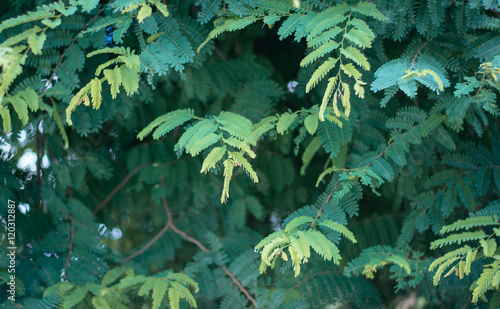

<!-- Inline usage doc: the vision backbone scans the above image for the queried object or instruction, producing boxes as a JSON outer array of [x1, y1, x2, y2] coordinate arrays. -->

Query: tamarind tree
[[1, 0, 500, 308]]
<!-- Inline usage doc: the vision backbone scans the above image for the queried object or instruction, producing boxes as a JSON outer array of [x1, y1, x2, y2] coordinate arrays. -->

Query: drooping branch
[[93, 166, 143, 214], [122, 181, 259, 308], [121, 220, 170, 263]]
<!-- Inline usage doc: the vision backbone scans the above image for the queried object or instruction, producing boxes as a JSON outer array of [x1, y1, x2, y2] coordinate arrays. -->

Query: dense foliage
[[1, 0, 500, 307]]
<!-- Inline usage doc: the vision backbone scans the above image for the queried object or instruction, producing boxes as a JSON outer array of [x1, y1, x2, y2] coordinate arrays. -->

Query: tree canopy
[[1, 0, 500, 308]]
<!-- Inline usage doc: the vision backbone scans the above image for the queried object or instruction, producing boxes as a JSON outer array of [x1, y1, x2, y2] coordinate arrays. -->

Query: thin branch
[[93, 165, 143, 214], [410, 38, 432, 69], [122, 180, 259, 308], [309, 180, 339, 228], [62, 215, 74, 282], [222, 264, 259, 308], [214, 45, 227, 61], [121, 220, 170, 263]]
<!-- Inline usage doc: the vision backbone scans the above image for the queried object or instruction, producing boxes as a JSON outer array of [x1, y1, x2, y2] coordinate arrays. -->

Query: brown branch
[[214, 45, 227, 61], [93, 165, 143, 214], [309, 180, 339, 228], [410, 39, 432, 70], [122, 180, 258, 307], [121, 220, 171, 263], [62, 215, 75, 282], [221, 264, 258, 308]]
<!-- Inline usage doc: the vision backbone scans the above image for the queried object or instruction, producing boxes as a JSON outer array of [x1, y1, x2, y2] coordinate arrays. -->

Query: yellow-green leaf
[[90, 78, 102, 109], [120, 65, 139, 96], [27, 32, 46, 55], [137, 4, 152, 23], [104, 67, 122, 99]]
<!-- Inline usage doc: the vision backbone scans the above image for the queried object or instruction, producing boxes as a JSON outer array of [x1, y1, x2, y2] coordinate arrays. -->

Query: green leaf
[[120, 65, 139, 96], [351, 2, 389, 21], [285, 216, 315, 232], [229, 151, 258, 183], [300, 41, 340, 67], [344, 28, 373, 49], [137, 109, 194, 140], [152, 279, 169, 309], [41, 18, 61, 29], [78, 0, 100, 12], [137, 4, 153, 23], [201, 146, 227, 173], [91, 297, 111, 309], [221, 159, 234, 203], [420, 114, 445, 137], [306, 57, 338, 93], [340, 46, 370, 70], [187, 133, 221, 156], [63, 287, 87, 309], [168, 288, 180, 309], [90, 78, 102, 109], [472, 264, 500, 303], [27, 32, 46, 55], [298, 230, 336, 261], [301, 137, 322, 175], [304, 114, 319, 135], [216, 111, 256, 145], [480, 238, 497, 257], [103, 67, 122, 99], [8, 95, 29, 126], [319, 219, 357, 243], [276, 112, 297, 134], [430, 231, 487, 249]]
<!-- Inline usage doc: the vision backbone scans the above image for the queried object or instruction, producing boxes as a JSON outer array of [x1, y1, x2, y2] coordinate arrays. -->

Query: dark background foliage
[[1, 0, 500, 308]]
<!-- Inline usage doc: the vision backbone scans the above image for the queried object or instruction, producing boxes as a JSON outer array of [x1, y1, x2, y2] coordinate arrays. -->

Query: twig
[[309, 180, 339, 228], [410, 39, 432, 70], [121, 220, 171, 263], [93, 166, 143, 214], [214, 45, 227, 61], [122, 179, 259, 308], [222, 264, 258, 308], [62, 215, 75, 282]]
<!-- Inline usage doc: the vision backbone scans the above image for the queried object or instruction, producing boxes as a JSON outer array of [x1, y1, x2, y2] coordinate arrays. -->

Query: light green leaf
[[276, 112, 297, 134], [152, 279, 169, 309], [120, 65, 139, 96], [340, 46, 370, 70], [201, 146, 227, 173], [137, 4, 152, 23], [27, 32, 46, 55], [229, 151, 258, 183], [221, 159, 234, 203], [104, 67, 122, 99], [480, 238, 497, 257], [319, 219, 357, 243], [304, 114, 318, 135], [90, 78, 102, 109]]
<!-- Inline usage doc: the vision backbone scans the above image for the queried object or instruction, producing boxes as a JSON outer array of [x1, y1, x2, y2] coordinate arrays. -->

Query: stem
[[222, 265, 259, 308], [93, 166, 143, 214], [410, 39, 432, 69], [62, 215, 74, 282], [310, 181, 338, 228], [121, 220, 171, 263], [122, 180, 259, 308]]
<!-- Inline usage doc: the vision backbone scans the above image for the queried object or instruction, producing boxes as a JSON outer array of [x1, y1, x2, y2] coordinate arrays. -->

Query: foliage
[[1, 0, 500, 308]]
